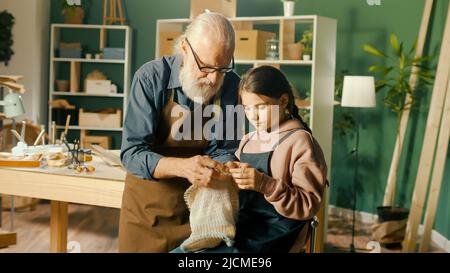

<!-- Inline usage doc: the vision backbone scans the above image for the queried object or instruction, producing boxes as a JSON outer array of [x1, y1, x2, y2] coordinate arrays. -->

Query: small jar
[[266, 38, 279, 60]]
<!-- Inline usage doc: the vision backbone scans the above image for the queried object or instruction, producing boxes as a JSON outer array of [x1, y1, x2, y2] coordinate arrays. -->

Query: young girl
[[225, 65, 329, 253]]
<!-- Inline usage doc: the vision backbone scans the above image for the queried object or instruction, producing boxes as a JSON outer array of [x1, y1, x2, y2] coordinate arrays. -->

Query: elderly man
[[119, 13, 241, 252]]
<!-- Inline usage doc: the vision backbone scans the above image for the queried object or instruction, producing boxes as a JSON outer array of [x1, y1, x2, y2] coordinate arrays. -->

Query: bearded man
[[119, 12, 241, 252]]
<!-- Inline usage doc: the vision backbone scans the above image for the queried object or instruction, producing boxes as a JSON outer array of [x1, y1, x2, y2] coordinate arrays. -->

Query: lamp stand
[[350, 109, 360, 253]]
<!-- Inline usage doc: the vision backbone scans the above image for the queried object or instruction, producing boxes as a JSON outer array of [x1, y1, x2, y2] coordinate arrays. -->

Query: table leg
[[50, 200, 68, 253]]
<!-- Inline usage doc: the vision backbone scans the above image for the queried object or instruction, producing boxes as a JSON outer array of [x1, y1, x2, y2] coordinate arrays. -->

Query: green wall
[[50, 0, 450, 240]]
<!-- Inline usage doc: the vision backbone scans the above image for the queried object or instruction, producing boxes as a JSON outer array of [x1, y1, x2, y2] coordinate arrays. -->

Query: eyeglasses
[[185, 38, 234, 74]]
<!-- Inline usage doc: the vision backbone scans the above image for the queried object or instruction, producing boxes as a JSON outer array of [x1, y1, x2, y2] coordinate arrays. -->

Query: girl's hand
[[225, 161, 241, 170], [229, 162, 264, 191]]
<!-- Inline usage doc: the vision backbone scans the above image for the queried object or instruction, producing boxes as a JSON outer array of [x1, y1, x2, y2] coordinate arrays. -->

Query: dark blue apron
[[234, 128, 307, 253]]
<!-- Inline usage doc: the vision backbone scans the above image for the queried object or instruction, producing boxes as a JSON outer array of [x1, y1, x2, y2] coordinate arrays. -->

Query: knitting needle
[[33, 129, 46, 146]]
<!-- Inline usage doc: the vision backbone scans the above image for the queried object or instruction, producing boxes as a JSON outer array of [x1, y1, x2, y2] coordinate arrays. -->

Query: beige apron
[[119, 89, 219, 252]]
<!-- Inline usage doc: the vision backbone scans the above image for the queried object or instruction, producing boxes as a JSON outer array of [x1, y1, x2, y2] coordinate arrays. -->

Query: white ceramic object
[[283, 1, 295, 17], [12, 142, 28, 156], [303, 54, 311, 61]]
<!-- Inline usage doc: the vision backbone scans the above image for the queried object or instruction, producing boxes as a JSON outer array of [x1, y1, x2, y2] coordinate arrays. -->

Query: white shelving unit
[[48, 24, 131, 147], [156, 15, 337, 252]]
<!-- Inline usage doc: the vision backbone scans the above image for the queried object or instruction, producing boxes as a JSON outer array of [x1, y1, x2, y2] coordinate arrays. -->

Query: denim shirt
[[120, 55, 242, 180]]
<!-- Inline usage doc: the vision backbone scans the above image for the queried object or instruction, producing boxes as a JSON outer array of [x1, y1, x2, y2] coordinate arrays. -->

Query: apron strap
[[240, 131, 257, 153], [211, 88, 222, 122], [271, 128, 307, 150]]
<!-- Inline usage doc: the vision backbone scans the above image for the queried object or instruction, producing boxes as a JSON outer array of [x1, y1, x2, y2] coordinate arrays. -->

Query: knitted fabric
[[180, 178, 239, 252]]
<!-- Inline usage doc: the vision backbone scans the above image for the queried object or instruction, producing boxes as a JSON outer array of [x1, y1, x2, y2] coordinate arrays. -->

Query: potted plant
[[286, 42, 303, 60], [0, 11, 15, 66], [363, 33, 434, 247], [300, 29, 313, 60], [281, 0, 296, 17], [61, 0, 86, 24]]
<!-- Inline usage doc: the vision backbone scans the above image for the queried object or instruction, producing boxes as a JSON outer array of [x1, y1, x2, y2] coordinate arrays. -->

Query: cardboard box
[[159, 31, 182, 57], [79, 108, 122, 128], [190, 0, 236, 19], [85, 79, 112, 94], [235, 30, 276, 60]]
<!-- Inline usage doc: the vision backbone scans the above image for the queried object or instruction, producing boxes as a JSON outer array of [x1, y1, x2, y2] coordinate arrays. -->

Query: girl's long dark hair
[[238, 66, 312, 134]]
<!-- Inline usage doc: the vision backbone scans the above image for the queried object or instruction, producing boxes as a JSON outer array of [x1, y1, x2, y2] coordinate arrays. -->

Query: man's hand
[[229, 162, 264, 192], [179, 155, 222, 187], [154, 155, 233, 187]]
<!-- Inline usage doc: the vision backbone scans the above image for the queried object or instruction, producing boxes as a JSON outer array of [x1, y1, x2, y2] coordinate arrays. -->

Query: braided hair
[[238, 66, 312, 135]]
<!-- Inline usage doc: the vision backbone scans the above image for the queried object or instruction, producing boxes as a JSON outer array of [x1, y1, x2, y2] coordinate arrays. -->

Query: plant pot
[[62, 7, 85, 24], [283, 1, 295, 17], [373, 206, 409, 249], [377, 206, 409, 222], [286, 43, 303, 60], [55, 80, 69, 92], [302, 54, 311, 61]]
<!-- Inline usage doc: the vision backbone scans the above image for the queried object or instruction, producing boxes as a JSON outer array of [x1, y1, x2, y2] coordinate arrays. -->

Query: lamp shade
[[0, 91, 25, 118], [341, 76, 376, 108]]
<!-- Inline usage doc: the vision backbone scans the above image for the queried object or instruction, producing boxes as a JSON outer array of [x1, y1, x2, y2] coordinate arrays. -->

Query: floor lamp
[[341, 76, 376, 252]]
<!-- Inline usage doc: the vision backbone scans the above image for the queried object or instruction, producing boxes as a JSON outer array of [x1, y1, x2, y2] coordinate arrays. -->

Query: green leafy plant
[[363, 34, 434, 123], [0, 11, 15, 66], [300, 29, 313, 56], [363, 33, 435, 206], [60, 0, 89, 24]]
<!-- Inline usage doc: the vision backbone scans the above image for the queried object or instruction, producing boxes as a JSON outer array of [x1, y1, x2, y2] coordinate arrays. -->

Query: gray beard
[[179, 65, 223, 104]]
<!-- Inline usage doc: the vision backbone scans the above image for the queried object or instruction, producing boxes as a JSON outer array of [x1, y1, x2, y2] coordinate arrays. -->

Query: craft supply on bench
[[62, 137, 95, 173]]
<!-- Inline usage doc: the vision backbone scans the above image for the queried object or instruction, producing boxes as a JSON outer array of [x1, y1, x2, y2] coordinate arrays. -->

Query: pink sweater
[[235, 119, 328, 221]]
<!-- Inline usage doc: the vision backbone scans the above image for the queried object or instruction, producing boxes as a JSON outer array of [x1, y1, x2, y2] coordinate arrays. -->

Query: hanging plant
[[0, 10, 15, 66]]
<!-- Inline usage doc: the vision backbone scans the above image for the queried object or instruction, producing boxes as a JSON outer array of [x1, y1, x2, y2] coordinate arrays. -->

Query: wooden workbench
[[0, 155, 125, 252]]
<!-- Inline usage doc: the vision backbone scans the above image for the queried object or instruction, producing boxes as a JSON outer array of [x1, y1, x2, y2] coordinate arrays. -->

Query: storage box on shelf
[[103, 47, 125, 60], [78, 108, 122, 129], [159, 31, 183, 57], [190, 0, 236, 19], [235, 30, 276, 60], [85, 79, 112, 95]]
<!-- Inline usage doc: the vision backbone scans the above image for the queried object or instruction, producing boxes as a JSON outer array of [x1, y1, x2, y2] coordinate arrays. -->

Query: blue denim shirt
[[120, 55, 241, 180]]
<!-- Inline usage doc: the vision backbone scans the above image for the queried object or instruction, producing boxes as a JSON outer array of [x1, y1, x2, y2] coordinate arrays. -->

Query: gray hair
[[174, 12, 235, 55]]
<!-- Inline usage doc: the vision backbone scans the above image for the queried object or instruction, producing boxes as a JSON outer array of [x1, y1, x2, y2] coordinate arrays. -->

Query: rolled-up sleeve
[[203, 137, 238, 164], [120, 69, 163, 180]]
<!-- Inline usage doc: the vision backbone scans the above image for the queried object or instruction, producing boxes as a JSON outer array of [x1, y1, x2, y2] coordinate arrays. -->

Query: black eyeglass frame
[[185, 38, 235, 74]]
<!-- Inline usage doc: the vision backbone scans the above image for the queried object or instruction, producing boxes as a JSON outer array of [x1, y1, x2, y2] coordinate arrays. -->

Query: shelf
[[157, 15, 317, 24], [51, 91, 125, 98], [55, 125, 123, 132], [52, 57, 125, 64], [235, 59, 313, 66], [52, 23, 130, 30]]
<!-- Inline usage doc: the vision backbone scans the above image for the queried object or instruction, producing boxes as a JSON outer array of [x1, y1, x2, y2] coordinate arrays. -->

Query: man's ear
[[180, 38, 188, 56]]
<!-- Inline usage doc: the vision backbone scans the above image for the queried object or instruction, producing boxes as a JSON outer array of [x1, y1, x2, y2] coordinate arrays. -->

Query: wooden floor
[[0, 201, 445, 253]]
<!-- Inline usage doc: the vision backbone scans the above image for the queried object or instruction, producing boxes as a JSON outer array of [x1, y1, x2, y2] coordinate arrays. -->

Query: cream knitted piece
[[180, 178, 239, 252]]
